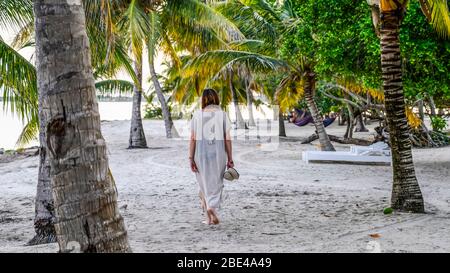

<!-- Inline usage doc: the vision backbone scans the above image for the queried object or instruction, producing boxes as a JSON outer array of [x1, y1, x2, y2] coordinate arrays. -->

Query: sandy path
[[0, 119, 449, 253]]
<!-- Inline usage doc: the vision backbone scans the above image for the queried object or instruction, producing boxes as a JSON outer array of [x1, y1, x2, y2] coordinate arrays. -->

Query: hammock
[[323, 116, 336, 127], [293, 109, 336, 128], [294, 115, 313, 126]]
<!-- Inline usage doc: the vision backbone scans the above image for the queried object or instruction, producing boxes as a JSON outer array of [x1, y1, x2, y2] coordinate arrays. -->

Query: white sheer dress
[[191, 105, 231, 210]]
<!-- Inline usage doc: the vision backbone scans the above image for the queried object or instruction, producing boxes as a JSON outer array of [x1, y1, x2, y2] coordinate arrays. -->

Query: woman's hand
[[227, 160, 234, 169], [190, 159, 199, 173]]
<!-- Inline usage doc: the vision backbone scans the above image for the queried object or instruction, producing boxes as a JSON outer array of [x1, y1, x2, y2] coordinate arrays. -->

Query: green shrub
[[144, 104, 163, 119], [430, 116, 448, 132]]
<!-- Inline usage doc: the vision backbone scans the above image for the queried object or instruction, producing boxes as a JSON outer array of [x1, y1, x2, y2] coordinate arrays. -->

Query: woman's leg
[[199, 192, 212, 224]]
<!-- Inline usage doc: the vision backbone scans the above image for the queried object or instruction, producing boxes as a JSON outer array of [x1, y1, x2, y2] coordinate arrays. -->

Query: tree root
[[27, 232, 57, 246], [26, 221, 57, 246], [301, 134, 375, 146]]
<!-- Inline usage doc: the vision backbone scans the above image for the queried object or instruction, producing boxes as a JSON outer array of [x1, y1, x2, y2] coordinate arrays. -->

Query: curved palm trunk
[[303, 72, 335, 151], [149, 60, 178, 138], [380, 10, 424, 212], [129, 59, 147, 148], [34, 0, 131, 252], [28, 107, 56, 245], [229, 72, 246, 129]]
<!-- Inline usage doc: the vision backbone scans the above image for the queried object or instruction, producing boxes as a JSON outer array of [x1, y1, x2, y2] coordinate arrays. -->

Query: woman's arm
[[189, 131, 198, 172], [224, 131, 234, 168]]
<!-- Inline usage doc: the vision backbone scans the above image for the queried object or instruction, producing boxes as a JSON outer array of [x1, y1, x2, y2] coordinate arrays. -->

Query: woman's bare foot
[[207, 208, 219, 225], [202, 213, 212, 225]]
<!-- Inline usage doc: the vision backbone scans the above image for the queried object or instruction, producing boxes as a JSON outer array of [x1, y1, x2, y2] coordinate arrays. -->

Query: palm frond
[[0, 38, 38, 122], [95, 79, 134, 95], [148, 10, 162, 64], [275, 73, 304, 111], [166, 0, 244, 43], [11, 21, 34, 50], [119, 0, 150, 59], [0, 0, 34, 31], [83, 0, 121, 65], [406, 107, 422, 129], [215, 0, 279, 44], [419, 0, 450, 38], [182, 50, 287, 82], [16, 115, 39, 148], [160, 31, 182, 70]]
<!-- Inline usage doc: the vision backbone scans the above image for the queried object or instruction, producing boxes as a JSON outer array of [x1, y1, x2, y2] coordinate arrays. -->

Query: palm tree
[[1, 0, 136, 245], [33, 0, 131, 252], [113, 0, 242, 138], [118, 0, 150, 145], [147, 10, 179, 137], [180, 0, 336, 150], [243, 70, 257, 126], [367, 0, 450, 212], [228, 68, 247, 128], [1, 0, 55, 245]]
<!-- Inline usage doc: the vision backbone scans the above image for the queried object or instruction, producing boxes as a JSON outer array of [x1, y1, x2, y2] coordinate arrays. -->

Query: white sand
[[0, 119, 449, 253]]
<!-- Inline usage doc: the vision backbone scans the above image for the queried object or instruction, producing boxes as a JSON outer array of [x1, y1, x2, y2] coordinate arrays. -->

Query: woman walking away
[[189, 89, 233, 225]]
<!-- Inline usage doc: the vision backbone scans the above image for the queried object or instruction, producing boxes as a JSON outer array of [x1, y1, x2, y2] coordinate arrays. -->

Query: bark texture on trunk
[[28, 105, 56, 245], [34, 0, 131, 252], [380, 10, 424, 212], [129, 59, 147, 148], [149, 61, 179, 138], [303, 72, 335, 151]]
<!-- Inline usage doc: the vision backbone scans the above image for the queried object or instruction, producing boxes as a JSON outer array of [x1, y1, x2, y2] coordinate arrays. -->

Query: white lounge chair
[[302, 142, 392, 166], [350, 142, 391, 156]]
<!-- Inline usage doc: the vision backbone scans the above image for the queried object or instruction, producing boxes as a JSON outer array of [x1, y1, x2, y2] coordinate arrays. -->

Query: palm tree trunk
[[149, 60, 178, 138], [428, 94, 436, 116], [229, 71, 246, 129], [338, 108, 346, 126], [34, 0, 131, 252], [344, 100, 355, 139], [418, 99, 425, 121], [28, 106, 56, 245], [344, 111, 354, 139], [355, 114, 369, 132], [129, 59, 148, 148], [245, 77, 256, 127], [380, 9, 424, 212], [303, 72, 335, 151], [278, 108, 286, 137]]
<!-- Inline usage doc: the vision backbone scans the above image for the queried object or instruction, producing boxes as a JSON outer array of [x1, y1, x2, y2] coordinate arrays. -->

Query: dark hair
[[201, 88, 220, 109]]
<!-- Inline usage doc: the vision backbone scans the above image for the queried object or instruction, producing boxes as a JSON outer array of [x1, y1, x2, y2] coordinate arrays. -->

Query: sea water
[[0, 101, 136, 150]]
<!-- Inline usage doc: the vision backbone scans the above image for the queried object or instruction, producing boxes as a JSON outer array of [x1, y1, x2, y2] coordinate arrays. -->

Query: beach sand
[[0, 119, 449, 253]]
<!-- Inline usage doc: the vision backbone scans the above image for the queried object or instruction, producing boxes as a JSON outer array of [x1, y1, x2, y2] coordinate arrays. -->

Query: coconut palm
[[33, 0, 130, 252], [111, 0, 242, 138], [179, 0, 336, 150], [1, 0, 136, 245], [366, 0, 450, 212]]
